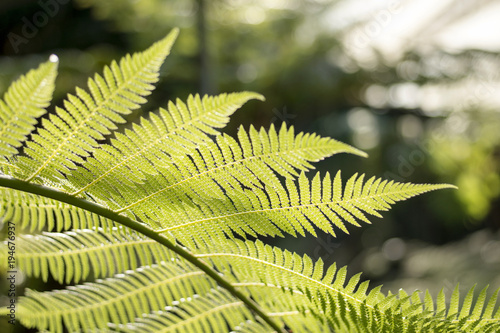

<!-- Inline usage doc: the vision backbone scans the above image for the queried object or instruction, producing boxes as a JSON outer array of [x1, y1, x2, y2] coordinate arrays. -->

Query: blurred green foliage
[[428, 110, 500, 221]]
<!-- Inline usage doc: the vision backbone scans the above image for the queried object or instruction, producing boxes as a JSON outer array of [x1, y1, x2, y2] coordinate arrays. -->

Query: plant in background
[[0, 29, 498, 332]]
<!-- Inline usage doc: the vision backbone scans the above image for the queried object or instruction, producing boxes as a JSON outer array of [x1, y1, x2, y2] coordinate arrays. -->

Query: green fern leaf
[[92, 123, 364, 216], [0, 228, 167, 283], [65, 92, 264, 197], [14, 29, 179, 182], [12, 261, 214, 333], [0, 57, 58, 158], [194, 239, 500, 332], [194, 239, 389, 332], [112, 289, 255, 333], [153, 171, 454, 245], [0, 188, 114, 232]]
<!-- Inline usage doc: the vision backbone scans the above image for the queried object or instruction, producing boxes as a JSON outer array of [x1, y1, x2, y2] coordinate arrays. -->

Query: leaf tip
[[250, 92, 265, 101], [49, 54, 59, 63], [434, 183, 458, 191], [350, 147, 368, 158]]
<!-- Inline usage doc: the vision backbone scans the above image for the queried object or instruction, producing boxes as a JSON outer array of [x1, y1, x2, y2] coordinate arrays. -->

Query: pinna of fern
[[0, 28, 498, 333]]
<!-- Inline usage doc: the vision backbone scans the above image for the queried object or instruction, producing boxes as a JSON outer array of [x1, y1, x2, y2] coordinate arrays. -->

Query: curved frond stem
[[0, 175, 286, 333]]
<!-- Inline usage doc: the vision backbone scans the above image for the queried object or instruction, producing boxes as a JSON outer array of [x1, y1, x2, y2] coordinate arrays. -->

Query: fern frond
[[195, 239, 386, 332], [0, 158, 21, 175], [0, 57, 58, 159], [0, 30, 485, 333], [112, 288, 256, 333], [154, 171, 454, 245], [66, 92, 264, 196], [245, 287, 331, 332], [14, 29, 179, 182], [12, 261, 214, 333], [0, 228, 168, 283], [0, 174, 285, 332], [194, 239, 500, 332], [0, 188, 114, 232], [427, 285, 500, 332], [96, 123, 364, 215], [392, 285, 500, 332]]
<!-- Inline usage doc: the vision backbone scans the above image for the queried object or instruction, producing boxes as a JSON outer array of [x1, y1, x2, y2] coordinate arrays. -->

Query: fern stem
[[0, 175, 286, 333]]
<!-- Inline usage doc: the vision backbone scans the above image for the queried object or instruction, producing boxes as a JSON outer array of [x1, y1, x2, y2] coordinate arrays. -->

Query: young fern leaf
[[66, 92, 264, 196], [0, 175, 285, 332], [153, 171, 454, 246], [14, 28, 179, 182], [0, 57, 58, 159]]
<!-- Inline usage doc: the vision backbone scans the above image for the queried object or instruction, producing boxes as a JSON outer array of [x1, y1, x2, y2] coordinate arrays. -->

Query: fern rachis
[[0, 29, 498, 333]]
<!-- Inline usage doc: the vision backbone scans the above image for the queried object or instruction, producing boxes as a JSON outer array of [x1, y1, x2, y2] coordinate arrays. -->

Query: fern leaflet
[[152, 172, 454, 246], [66, 92, 264, 197], [111, 289, 253, 333], [15, 29, 179, 182], [12, 261, 214, 332], [0, 187, 115, 232], [84, 123, 364, 215], [0, 228, 166, 283], [0, 57, 57, 158]]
